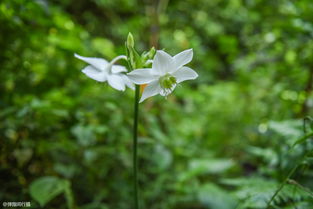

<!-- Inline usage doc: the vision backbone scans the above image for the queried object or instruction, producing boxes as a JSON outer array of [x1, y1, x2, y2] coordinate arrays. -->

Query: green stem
[[266, 164, 299, 208], [133, 85, 140, 209], [266, 150, 311, 208]]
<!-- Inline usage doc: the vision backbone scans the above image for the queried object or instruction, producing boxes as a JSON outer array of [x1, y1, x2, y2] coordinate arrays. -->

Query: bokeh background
[[1, 0, 313, 208]]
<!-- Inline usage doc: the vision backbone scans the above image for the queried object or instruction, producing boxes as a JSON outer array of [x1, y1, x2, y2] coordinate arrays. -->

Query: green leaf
[[178, 158, 235, 182], [197, 183, 238, 209], [71, 125, 96, 146], [268, 120, 303, 143], [29, 176, 68, 207], [189, 158, 235, 174], [292, 132, 313, 148]]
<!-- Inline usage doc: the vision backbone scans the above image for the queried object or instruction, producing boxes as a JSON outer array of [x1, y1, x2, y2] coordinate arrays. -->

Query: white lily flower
[[127, 49, 198, 102], [74, 54, 134, 91]]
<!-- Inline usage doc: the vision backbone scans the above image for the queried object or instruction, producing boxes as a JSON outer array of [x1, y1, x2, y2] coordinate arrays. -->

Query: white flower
[[127, 49, 198, 102], [74, 54, 134, 91]]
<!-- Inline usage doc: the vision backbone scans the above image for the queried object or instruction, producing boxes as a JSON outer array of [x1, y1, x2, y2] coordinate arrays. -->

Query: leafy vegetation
[[1, 0, 313, 208]]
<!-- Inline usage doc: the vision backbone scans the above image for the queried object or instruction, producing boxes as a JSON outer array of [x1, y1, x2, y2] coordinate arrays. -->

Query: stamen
[[159, 73, 177, 95]]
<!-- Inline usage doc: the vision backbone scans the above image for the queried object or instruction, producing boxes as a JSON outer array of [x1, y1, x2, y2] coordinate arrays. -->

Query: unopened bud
[[127, 32, 135, 49], [148, 47, 156, 59]]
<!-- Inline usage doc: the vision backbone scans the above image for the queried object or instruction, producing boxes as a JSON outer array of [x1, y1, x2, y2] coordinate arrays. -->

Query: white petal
[[107, 74, 126, 91], [160, 84, 177, 96], [75, 53, 108, 71], [82, 66, 107, 82], [111, 65, 127, 73], [110, 55, 127, 65], [127, 68, 158, 85], [173, 49, 193, 71], [140, 80, 161, 103], [153, 50, 175, 75], [172, 67, 198, 83], [121, 74, 135, 90], [145, 59, 153, 65]]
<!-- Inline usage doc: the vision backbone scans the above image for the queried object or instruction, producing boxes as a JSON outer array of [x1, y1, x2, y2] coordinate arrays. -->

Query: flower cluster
[[75, 37, 198, 102]]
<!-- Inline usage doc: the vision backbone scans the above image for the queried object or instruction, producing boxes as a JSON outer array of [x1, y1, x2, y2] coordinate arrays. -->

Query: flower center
[[159, 73, 177, 89]]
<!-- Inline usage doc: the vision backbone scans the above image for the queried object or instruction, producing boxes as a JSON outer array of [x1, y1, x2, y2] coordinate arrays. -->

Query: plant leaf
[[30, 176, 67, 207]]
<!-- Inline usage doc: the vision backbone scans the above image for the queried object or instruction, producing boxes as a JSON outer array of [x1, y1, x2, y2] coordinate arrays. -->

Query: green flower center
[[159, 73, 177, 89]]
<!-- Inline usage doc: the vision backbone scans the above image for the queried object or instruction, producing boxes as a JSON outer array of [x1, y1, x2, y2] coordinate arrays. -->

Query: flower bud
[[148, 47, 156, 59], [127, 32, 135, 49]]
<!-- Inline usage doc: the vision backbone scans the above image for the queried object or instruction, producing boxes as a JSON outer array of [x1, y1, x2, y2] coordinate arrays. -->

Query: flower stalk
[[133, 84, 140, 209], [126, 32, 140, 209]]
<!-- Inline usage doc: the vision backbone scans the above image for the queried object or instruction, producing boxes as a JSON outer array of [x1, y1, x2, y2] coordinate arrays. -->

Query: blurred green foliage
[[1, 0, 313, 208]]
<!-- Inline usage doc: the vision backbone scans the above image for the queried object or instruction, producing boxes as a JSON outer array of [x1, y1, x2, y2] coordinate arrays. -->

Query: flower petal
[[172, 67, 198, 83], [121, 74, 135, 90], [172, 49, 193, 71], [107, 74, 126, 91], [127, 68, 158, 85], [139, 80, 161, 103], [153, 50, 175, 75], [145, 59, 153, 65], [111, 64, 127, 73], [82, 66, 107, 82], [75, 53, 108, 71]]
